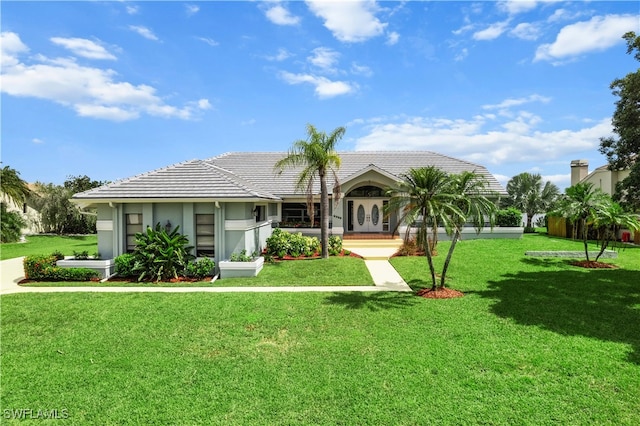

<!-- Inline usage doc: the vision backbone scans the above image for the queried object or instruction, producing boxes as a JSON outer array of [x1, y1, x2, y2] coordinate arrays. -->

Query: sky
[[1, 1, 639, 191]]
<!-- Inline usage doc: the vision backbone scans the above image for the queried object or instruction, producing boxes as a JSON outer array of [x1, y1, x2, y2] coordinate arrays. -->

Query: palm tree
[[440, 171, 497, 288], [1, 165, 31, 207], [550, 182, 607, 261], [275, 124, 345, 259], [505, 172, 559, 229], [592, 198, 640, 261], [385, 167, 463, 291]]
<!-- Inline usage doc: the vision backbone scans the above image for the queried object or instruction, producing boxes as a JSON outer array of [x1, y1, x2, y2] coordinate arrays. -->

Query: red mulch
[[416, 287, 464, 299], [570, 260, 617, 269]]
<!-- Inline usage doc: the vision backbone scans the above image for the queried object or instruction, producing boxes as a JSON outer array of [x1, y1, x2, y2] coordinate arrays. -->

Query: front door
[[353, 200, 383, 232]]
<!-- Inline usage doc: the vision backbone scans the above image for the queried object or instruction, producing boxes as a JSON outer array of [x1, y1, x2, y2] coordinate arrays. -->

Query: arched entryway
[[345, 185, 390, 234]]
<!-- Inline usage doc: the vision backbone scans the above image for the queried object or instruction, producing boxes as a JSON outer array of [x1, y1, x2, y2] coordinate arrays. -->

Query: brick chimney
[[570, 159, 588, 186]]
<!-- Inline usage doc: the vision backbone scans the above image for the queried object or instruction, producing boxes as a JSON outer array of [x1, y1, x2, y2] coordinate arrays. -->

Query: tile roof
[[74, 151, 506, 201]]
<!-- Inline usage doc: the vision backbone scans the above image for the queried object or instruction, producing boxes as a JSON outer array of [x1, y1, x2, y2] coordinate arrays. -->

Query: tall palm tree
[[1, 165, 31, 207], [505, 172, 559, 228], [550, 182, 606, 261], [440, 171, 497, 288], [275, 124, 345, 259], [385, 166, 463, 290]]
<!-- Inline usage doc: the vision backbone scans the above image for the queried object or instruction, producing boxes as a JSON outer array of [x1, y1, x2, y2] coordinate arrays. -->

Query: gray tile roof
[[74, 151, 506, 201]]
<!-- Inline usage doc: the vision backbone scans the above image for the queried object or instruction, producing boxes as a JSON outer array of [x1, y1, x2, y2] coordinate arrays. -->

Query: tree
[[1, 165, 32, 207], [275, 124, 345, 259], [592, 198, 640, 261], [385, 167, 463, 291], [440, 171, 497, 288], [550, 182, 607, 262], [504, 172, 559, 229], [64, 175, 107, 193], [1, 202, 26, 243], [599, 32, 640, 211]]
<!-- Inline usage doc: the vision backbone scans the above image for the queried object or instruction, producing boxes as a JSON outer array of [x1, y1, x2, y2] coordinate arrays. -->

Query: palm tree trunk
[[440, 228, 460, 288], [581, 219, 590, 262], [320, 170, 329, 259], [425, 240, 437, 291]]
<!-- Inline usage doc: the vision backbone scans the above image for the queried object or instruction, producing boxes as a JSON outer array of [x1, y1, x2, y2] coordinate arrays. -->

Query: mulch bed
[[416, 287, 464, 299], [570, 260, 618, 269]]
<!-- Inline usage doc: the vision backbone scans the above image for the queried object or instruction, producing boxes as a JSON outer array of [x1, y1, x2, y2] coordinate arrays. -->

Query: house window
[[126, 213, 143, 253], [281, 203, 320, 228], [268, 203, 278, 217], [254, 205, 266, 222], [196, 214, 215, 257]]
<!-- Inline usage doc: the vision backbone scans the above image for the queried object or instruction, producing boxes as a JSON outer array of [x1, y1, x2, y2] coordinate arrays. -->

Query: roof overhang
[[72, 196, 282, 209]]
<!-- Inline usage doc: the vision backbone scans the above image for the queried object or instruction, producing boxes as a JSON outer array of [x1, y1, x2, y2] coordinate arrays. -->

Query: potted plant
[[218, 250, 264, 278]]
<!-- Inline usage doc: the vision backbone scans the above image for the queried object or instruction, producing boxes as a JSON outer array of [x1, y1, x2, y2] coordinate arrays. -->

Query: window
[[281, 203, 320, 227], [268, 203, 278, 217], [126, 213, 143, 252], [254, 205, 266, 222], [196, 214, 215, 257]]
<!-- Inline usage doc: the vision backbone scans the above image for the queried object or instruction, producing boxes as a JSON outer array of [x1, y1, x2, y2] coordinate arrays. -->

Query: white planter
[[218, 257, 264, 278], [56, 258, 115, 278]]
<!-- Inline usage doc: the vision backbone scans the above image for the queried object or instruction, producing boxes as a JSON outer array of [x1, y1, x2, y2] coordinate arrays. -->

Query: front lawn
[[1, 234, 639, 424], [21, 257, 374, 287], [0, 234, 98, 260]]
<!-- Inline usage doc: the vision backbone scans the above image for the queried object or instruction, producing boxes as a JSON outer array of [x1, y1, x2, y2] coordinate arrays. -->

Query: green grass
[[0, 234, 98, 260], [1, 234, 639, 424], [21, 257, 374, 287]]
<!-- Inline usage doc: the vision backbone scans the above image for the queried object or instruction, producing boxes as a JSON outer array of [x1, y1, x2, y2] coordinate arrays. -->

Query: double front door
[[353, 200, 383, 232]]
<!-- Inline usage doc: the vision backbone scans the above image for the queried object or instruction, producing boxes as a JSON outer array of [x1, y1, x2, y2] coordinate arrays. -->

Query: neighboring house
[[72, 151, 507, 263], [570, 159, 630, 195], [1, 189, 42, 235]]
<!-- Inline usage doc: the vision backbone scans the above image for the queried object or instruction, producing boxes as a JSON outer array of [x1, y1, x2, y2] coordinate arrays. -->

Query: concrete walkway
[[0, 246, 411, 295]]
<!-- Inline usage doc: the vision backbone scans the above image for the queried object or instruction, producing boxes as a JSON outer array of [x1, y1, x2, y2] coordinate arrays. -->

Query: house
[[570, 159, 630, 195], [72, 151, 507, 263], [1, 188, 42, 236]]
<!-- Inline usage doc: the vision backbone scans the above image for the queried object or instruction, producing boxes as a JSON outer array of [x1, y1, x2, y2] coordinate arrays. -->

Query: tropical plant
[[274, 124, 345, 258], [131, 223, 195, 282], [328, 235, 342, 256], [1, 202, 26, 243], [549, 182, 607, 261], [229, 250, 257, 262], [385, 166, 464, 291], [114, 253, 137, 277], [504, 172, 559, 228], [440, 171, 497, 288], [592, 198, 640, 261], [1, 165, 32, 207]]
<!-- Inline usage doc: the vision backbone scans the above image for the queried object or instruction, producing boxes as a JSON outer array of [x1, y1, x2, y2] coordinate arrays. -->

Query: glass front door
[[353, 200, 383, 232]]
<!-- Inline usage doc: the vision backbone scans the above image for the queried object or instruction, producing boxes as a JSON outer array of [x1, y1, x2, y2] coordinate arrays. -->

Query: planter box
[[219, 257, 264, 278], [56, 258, 115, 279]]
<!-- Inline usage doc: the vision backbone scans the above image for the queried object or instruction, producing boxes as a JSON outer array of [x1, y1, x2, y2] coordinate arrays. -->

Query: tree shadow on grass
[[324, 291, 418, 311], [475, 268, 640, 364]]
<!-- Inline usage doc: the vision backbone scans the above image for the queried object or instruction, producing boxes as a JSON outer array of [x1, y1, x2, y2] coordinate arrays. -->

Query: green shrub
[[1, 203, 26, 243], [266, 228, 321, 258], [183, 258, 216, 279], [73, 250, 90, 260], [328, 236, 343, 256], [230, 249, 255, 262], [23, 254, 98, 281], [114, 253, 137, 277], [524, 226, 537, 233], [51, 250, 65, 261], [496, 208, 522, 227], [131, 223, 195, 282], [266, 228, 290, 257]]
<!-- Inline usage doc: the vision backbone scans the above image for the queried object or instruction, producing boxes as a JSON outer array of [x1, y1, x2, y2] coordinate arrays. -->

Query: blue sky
[[2, 1, 639, 190]]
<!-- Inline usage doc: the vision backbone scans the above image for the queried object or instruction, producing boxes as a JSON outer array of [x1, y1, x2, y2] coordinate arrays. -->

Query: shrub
[[266, 228, 320, 258], [0, 203, 26, 243], [131, 223, 195, 282], [396, 238, 421, 256], [23, 255, 98, 281], [114, 253, 137, 278], [183, 258, 216, 279], [496, 208, 522, 227], [328, 236, 342, 256], [524, 226, 537, 233], [51, 250, 65, 261], [230, 250, 255, 262], [266, 228, 290, 257], [73, 250, 90, 260]]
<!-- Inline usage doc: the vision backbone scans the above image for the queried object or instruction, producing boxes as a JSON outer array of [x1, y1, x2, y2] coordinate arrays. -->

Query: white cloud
[[351, 62, 373, 77], [354, 114, 612, 166], [50, 37, 116, 60], [386, 31, 400, 46], [196, 37, 219, 47], [32, 138, 44, 144], [535, 14, 637, 62], [483, 94, 551, 110], [0, 32, 209, 121], [126, 5, 139, 15], [498, 1, 539, 15], [306, 0, 387, 42], [185, 4, 200, 16], [279, 71, 356, 98], [473, 20, 510, 41], [264, 3, 301, 26], [308, 47, 340, 72], [510, 22, 541, 41], [129, 25, 159, 41], [266, 48, 292, 61], [454, 47, 469, 62]]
